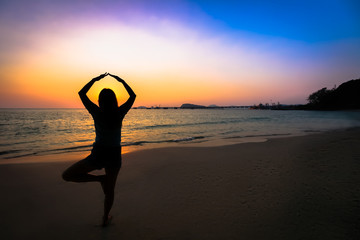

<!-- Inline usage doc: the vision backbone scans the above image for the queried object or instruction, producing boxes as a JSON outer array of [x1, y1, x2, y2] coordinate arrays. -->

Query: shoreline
[[0, 127, 353, 165]]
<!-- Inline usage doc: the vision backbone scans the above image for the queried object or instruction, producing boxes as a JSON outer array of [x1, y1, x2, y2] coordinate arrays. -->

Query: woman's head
[[99, 88, 118, 110]]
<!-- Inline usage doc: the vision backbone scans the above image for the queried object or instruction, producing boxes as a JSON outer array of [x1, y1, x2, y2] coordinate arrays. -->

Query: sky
[[0, 0, 359, 108]]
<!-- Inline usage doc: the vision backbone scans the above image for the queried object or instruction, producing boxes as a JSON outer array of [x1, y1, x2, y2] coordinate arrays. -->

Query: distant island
[[133, 78, 360, 111], [180, 103, 206, 109]]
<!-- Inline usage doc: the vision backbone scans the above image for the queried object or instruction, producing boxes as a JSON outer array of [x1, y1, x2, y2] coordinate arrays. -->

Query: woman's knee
[[62, 162, 79, 182], [62, 168, 76, 182], [62, 159, 93, 182]]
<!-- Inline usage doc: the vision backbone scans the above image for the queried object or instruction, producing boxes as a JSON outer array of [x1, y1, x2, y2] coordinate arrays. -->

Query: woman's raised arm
[[108, 73, 136, 112], [79, 72, 108, 112]]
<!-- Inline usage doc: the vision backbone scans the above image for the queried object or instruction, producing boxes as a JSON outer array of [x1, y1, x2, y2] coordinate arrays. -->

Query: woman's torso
[[92, 109, 124, 147]]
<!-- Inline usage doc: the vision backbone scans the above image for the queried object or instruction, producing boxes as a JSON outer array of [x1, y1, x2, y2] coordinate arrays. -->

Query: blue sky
[[193, 0, 360, 42]]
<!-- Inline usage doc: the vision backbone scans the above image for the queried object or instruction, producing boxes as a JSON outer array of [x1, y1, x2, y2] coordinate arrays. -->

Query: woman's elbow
[[78, 91, 85, 97]]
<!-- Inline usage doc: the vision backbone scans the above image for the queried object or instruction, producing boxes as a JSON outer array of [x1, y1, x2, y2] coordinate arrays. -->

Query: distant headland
[[305, 78, 360, 110]]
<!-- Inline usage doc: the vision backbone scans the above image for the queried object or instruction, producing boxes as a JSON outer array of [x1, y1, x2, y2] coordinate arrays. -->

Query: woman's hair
[[98, 88, 118, 110]]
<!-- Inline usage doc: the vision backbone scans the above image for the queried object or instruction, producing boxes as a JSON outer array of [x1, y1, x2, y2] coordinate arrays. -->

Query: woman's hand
[[108, 73, 124, 83], [93, 72, 108, 81]]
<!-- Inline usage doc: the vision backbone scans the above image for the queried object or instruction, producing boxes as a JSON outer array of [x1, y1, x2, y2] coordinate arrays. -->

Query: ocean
[[1, 108, 360, 162]]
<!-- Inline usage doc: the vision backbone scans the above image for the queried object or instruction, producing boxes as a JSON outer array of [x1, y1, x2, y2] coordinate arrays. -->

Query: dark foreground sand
[[1, 128, 360, 240]]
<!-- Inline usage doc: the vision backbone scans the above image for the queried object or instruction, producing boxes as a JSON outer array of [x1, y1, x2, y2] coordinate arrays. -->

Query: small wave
[[0, 140, 38, 147], [74, 139, 92, 143], [139, 124, 177, 130], [0, 149, 21, 156], [173, 137, 194, 142], [123, 136, 206, 146], [134, 119, 246, 130], [1, 144, 93, 160], [173, 136, 205, 142], [248, 117, 271, 121], [3, 152, 37, 159], [223, 133, 291, 139], [123, 141, 150, 146], [303, 130, 322, 133], [48, 144, 93, 152]]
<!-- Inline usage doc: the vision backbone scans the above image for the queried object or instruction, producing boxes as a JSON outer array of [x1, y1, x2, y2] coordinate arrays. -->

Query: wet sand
[[0, 128, 359, 239]]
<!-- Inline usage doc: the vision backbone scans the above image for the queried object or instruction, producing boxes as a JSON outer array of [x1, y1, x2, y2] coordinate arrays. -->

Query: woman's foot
[[102, 215, 113, 227]]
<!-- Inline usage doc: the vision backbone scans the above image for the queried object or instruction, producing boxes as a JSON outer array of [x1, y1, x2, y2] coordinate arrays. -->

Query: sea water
[[1, 108, 360, 161]]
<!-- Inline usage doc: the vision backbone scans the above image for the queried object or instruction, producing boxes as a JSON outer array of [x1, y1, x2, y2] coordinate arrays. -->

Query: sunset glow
[[1, 0, 359, 108]]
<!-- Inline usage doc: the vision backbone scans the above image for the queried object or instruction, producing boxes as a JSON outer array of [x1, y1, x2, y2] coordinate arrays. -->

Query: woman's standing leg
[[102, 167, 120, 226]]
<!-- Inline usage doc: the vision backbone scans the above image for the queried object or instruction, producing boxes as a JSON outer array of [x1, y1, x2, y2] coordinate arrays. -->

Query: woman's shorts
[[85, 144, 122, 170]]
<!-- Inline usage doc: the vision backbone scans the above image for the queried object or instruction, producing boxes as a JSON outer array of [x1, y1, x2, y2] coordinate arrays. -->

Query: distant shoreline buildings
[[133, 104, 251, 110]]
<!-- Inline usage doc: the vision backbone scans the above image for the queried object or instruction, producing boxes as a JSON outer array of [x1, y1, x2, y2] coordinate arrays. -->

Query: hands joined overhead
[[93, 72, 124, 82]]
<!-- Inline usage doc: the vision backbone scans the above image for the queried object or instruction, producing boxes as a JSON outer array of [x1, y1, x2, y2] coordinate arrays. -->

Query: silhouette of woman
[[62, 72, 136, 226]]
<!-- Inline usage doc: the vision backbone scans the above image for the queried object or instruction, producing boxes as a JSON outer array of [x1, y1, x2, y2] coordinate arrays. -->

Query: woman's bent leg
[[62, 158, 102, 182]]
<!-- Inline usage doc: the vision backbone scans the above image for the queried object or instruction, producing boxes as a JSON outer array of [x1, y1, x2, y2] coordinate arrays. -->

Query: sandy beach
[[1, 128, 359, 240]]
